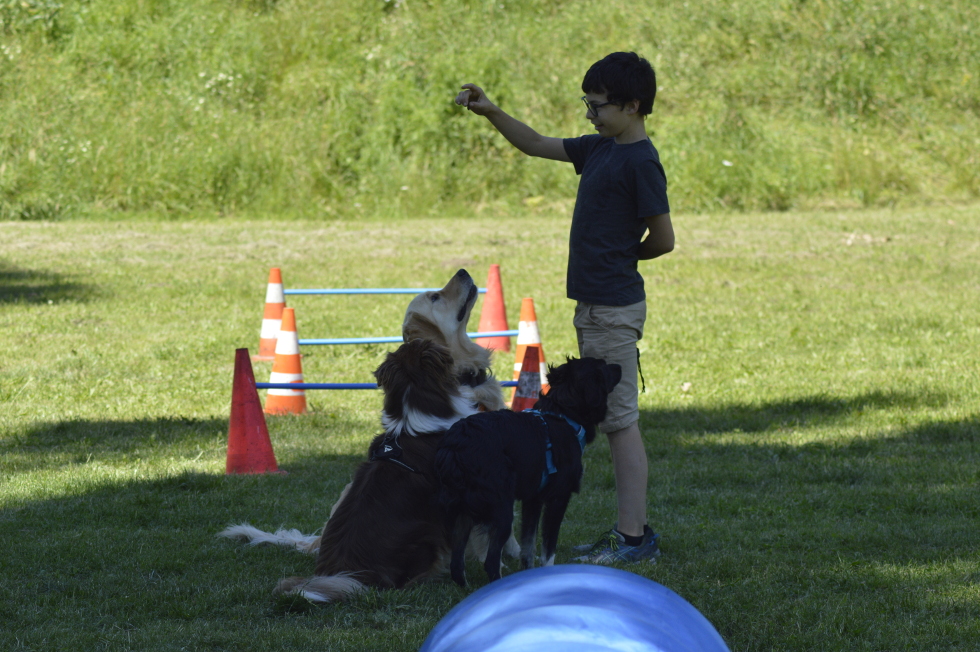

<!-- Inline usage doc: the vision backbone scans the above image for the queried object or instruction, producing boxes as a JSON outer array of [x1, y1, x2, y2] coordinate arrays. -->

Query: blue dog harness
[[523, 409, 588, 492]]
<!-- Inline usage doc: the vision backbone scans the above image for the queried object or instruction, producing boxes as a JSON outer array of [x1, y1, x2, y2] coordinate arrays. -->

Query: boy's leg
[[607, 421, 648, 538], [573, 301, 660, 561]]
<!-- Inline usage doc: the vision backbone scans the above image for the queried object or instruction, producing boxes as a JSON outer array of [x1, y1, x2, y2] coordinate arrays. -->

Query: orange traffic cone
[[511, 297, 549, 397], [264, 307, 307, 415], [226, 348, 282, 474], [255, 268, 286, 361], [510, 347, 541, 412], [475, 264, 510, 352]]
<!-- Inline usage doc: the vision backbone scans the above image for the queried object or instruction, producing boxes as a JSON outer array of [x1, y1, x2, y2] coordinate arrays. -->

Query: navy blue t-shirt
[[563, 135, 670, 306]]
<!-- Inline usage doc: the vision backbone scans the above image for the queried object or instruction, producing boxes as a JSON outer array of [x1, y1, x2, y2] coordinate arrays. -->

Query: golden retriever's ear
[[402, 315, 449, 348]]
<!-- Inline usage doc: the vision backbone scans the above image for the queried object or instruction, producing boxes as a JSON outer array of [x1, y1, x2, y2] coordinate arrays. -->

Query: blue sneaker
[[572, 525, 661, 564]]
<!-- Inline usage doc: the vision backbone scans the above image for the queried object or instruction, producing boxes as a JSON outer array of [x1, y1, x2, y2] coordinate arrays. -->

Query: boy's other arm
[[456, 84, 571, 162], [637, 213, 674, 260]]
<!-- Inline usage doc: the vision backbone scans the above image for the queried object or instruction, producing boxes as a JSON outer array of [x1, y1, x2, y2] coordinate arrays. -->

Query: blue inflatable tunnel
[[420, 565, 729, 652]]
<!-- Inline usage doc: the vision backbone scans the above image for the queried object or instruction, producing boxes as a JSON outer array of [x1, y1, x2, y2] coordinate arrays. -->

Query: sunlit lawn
[[1, 205, 978, 650]]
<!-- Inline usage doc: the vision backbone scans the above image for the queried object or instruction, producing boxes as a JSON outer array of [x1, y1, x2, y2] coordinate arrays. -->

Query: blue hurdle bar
[[257, 381, 519, 390], [285, 288, 488, 295], [299, 330, 517, 346]]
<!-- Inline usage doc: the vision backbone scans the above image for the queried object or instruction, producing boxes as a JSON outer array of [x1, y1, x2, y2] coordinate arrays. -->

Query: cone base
[[511, 397, 537, 412], [256, 338, 278, 360], [264, 396, 308, 415], [226, 458, 288, 475]]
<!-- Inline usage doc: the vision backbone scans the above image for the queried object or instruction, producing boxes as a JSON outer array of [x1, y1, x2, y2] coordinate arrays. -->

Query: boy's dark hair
[[582, 52, 657, 116]]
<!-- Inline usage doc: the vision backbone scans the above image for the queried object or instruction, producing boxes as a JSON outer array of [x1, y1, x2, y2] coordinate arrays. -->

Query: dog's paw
[[503, 534, 521, 558]]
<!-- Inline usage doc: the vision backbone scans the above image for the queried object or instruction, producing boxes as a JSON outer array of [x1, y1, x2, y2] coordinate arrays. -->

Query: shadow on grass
[[2, 414, 369, 475], [1, 416, 230, 473], [5, 390, 966, 475], [2, 416, 364, 559], [0, 462, 460, 649], [0, 259, 99, 304], [1, 408, 976, 650], [638, 388, 953, 438]]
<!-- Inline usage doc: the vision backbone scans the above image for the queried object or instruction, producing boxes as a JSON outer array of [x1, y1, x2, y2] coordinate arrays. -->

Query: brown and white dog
[[290, 340, 482, 600], [218, 270, 514, 602]]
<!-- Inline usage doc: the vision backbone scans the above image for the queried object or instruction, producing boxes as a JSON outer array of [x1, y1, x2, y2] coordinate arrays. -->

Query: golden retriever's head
[[402, 269, 490, 371]]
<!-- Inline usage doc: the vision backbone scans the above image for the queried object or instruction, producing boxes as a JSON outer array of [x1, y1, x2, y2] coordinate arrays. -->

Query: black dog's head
[[374, 339, 478, 436], [536, 357, 622, 444]]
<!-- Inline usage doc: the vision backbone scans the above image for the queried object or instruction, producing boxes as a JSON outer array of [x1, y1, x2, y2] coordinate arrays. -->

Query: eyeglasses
[[581, 96, 617, 116]]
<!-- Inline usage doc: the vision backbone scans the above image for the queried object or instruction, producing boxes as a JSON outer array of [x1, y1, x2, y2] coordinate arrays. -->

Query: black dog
[[434, 357, 621, 586]]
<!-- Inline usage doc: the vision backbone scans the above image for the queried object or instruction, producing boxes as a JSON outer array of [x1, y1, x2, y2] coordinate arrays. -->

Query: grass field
[[1, 205, 978, 650], [2, 0, 979, 219]]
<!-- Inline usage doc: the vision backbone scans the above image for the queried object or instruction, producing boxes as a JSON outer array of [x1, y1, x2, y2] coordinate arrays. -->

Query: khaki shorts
[[573, 300, 646, 434]]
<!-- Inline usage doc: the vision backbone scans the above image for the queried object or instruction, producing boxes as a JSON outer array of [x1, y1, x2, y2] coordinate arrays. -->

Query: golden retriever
[[402, 268, 506, 412]]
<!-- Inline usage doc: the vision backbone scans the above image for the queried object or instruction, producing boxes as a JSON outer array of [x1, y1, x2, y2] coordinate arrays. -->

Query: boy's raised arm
[[456, 84, 571, 162]]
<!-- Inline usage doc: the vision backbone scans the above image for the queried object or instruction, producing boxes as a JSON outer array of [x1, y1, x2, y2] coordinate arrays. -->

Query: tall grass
[[1, 0, 978, 220]]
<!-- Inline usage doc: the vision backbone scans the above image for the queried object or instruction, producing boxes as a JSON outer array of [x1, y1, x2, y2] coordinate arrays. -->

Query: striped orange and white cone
[[511, 297, 549, 401], [264, 307, 307, 415], [255, 267, 286, 361], [510, 347, 541, 412]]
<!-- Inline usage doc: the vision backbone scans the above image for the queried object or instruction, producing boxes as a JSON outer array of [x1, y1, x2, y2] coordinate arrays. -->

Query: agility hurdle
[[280, 286, 517, 345], [254, 268, 518, 397]]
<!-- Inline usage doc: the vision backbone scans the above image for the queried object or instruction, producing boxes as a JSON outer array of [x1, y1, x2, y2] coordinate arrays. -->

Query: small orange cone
[[475, 264, 510, 352], [264, 307, 307, 415], [226, 348, 282, 474], [510, 347, 541, 412], [255, 268, 286, 361], [511, 297, 549, 398]]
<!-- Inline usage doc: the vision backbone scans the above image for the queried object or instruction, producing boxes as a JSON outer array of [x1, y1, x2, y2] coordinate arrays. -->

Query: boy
[[455, 52, 673, 563]]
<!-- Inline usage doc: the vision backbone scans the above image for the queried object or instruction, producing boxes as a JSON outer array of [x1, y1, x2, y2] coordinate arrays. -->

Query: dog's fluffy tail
[[275, 574, 367, 604], [217, 523, 320, 555]]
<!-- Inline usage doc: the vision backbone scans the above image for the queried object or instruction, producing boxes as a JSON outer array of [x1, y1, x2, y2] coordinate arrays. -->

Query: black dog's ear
[[603, 363, 622, 393], [546, 361, 569, 388]]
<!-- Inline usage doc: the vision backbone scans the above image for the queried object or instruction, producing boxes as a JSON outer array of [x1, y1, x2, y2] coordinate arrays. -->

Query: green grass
[[2, 206, 979, 650], [2, 0, 979, 220]]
